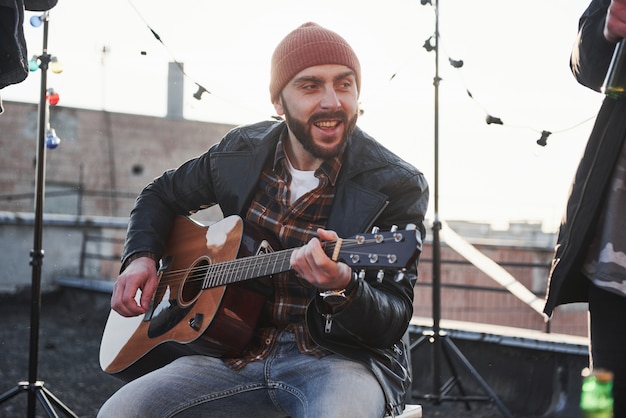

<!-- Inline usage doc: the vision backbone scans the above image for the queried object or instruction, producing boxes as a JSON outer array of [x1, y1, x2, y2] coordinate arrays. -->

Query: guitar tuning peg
[[377, 269, 384, 283], [405, 223, 417, 231], [371, 226, 380, 234], [395, 270, 405, 282], [390, 225, 398, 232], [358, 270, 366, 280]]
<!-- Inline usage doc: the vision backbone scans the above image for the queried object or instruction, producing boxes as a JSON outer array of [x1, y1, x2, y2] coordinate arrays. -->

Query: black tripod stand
[[410, 1, 512, 417], [0, 11, 78, 418]]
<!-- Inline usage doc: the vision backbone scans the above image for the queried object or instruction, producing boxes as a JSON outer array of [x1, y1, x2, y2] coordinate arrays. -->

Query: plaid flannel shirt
[[226, 139, 342, 370]]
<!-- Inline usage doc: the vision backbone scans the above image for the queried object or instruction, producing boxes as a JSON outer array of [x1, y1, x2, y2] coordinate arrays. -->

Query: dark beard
[[282, 102, 358, 160]]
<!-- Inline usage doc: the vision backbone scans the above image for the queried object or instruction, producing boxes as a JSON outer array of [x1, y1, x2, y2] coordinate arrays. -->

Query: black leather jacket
[[122, 120, 429, 416], [544, 0, 626, 316]]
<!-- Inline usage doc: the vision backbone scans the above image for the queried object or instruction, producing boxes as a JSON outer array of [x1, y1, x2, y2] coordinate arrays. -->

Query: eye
[[336, 80, 353, 91], [300, 83, 319, 92]]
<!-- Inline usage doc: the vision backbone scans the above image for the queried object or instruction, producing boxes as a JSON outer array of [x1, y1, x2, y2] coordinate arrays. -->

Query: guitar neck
[[201, 241, 339, 290]]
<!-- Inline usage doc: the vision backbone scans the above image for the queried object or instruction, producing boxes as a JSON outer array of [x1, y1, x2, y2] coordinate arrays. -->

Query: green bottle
[[580, 368, 614, 418], [604, 39, 626, 99]]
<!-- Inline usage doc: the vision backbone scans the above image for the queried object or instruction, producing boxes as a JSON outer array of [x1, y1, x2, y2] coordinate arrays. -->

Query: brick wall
[[415, 241, 588, 337], [0, 101, 235, 217]]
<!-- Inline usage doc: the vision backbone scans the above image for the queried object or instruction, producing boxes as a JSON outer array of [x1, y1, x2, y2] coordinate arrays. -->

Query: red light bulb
[[47, 92, 60, 105]]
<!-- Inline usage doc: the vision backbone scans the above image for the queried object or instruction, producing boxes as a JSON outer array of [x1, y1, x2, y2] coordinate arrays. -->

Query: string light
[[49, 57, 63, 74], [28, 11, 63, 76], [536, 130, 552, 147], [45, 128, 61, 149], [125, 0, 593, 138], [125, 0, 270, 121], [486, 115, 503, 125], [448, 58, 464, 68], [193, 84, 208, 100], [28, 56, 40, 72], [444, 46, 591, 146], [423, 37, 435, 52], [46, 88, 60, 105], [45, 89, 61, 149], [409, 0, 595, 147], [127, 0, 211, 102], [29, 13, 46, 28], [27, 11, 62, 151]]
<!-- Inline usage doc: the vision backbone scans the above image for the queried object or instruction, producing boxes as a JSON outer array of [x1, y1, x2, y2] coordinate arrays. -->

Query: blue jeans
[[98, 331, 386, 418]]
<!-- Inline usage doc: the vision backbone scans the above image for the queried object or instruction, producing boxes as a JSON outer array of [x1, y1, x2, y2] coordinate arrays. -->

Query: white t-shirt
[[286, 156, 319, 205]]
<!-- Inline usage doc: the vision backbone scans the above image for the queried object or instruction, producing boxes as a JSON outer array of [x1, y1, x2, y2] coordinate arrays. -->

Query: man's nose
[[320, 87, 341, 109]]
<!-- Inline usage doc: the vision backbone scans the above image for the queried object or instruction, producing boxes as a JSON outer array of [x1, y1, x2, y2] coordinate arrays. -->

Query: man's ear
[[272, 98, 285, 116]]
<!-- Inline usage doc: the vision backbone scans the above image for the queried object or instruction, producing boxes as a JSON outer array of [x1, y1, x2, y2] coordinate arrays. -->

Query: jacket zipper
[[324, 314, 333, 333]]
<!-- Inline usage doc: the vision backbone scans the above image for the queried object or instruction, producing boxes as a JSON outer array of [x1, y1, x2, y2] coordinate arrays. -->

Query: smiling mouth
[[314, 120, 340, 129]]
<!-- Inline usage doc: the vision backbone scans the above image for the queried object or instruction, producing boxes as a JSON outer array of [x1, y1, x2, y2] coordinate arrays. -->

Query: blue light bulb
[[30, 15, 43, 27], [45, 129, 61, 149]]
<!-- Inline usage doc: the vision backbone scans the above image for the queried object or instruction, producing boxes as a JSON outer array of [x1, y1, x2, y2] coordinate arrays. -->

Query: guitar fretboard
[[201, 241, 339, 289]]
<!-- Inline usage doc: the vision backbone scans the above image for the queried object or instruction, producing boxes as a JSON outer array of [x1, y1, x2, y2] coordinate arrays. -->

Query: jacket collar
[[213, 121, 391, 235]]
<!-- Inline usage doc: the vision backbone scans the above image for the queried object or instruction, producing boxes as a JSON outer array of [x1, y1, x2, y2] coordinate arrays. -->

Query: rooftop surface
[[0, 288, 583, 418]]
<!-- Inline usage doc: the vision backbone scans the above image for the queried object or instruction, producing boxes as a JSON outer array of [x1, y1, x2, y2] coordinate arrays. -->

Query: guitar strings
[[153, 236, 407, 289]]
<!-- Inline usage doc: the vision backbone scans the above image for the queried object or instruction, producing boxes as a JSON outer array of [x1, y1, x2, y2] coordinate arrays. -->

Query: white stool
[[386, 404, 422, 418]]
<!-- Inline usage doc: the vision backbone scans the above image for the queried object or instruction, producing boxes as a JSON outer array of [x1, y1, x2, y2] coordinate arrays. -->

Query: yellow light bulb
[[50, 58, 63, 74]]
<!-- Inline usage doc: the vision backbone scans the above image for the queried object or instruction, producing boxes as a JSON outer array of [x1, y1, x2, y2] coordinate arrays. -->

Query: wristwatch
[[319, 288, 348, 305], [318, 272, 358, 305]]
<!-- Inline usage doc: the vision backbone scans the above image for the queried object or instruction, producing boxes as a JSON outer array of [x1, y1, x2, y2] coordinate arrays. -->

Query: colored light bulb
[[50, 57, 63, 74], [47, 91, 60, 105], [45, 129, 61, 149], [30, 15, 43, 27], [29, 56, 40, 72]]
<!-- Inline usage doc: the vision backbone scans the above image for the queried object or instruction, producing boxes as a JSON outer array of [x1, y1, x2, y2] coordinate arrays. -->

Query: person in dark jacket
[[98, 22, 428, 418], [0, 0, 57, 114], [544, 0, 626, 415]]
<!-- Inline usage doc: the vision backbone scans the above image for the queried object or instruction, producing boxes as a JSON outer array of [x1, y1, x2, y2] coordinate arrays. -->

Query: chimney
[[167, 62, 184, 119]]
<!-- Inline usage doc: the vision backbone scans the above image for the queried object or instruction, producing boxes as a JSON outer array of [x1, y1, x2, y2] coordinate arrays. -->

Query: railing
[[413, 232, 589, 338], [77, 232, 125, 279]]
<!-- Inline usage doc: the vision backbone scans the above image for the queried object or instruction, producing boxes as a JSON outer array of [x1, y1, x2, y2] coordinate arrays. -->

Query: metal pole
[[0, 10, 77, 418], [27, 13, 51, 418], [431, 0, 443, 402]]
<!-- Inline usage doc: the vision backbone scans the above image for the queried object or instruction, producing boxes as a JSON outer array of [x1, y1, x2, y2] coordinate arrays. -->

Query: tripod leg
[[439, 338, 472, 410], [0, 385, 25, 403], [0, 382, 79, 418], [41, 385, 79, 418], [36, 388, 61, 418], [442, 337, 514, 418], [409, 333, 430, 351]]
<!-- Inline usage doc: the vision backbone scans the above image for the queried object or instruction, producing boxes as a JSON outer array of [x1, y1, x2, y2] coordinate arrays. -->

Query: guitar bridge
[[189, 313, 204, 331]]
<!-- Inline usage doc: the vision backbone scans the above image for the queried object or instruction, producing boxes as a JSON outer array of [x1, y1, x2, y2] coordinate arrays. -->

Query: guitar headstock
[[333, 224, 420, 270]]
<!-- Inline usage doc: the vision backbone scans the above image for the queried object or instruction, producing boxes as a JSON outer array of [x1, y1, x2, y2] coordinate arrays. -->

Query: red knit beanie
[[270, 22, 361, 102]]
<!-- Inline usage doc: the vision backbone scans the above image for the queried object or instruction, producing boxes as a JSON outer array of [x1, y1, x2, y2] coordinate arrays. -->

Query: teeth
[[315, 120, 338, 128]]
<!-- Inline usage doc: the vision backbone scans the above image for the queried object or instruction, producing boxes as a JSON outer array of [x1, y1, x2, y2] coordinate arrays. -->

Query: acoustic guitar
[[99, 215, 419, 381]]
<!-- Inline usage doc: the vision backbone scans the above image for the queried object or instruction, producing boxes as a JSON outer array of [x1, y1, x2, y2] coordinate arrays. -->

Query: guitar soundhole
[[179, 257, 209, 307]]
